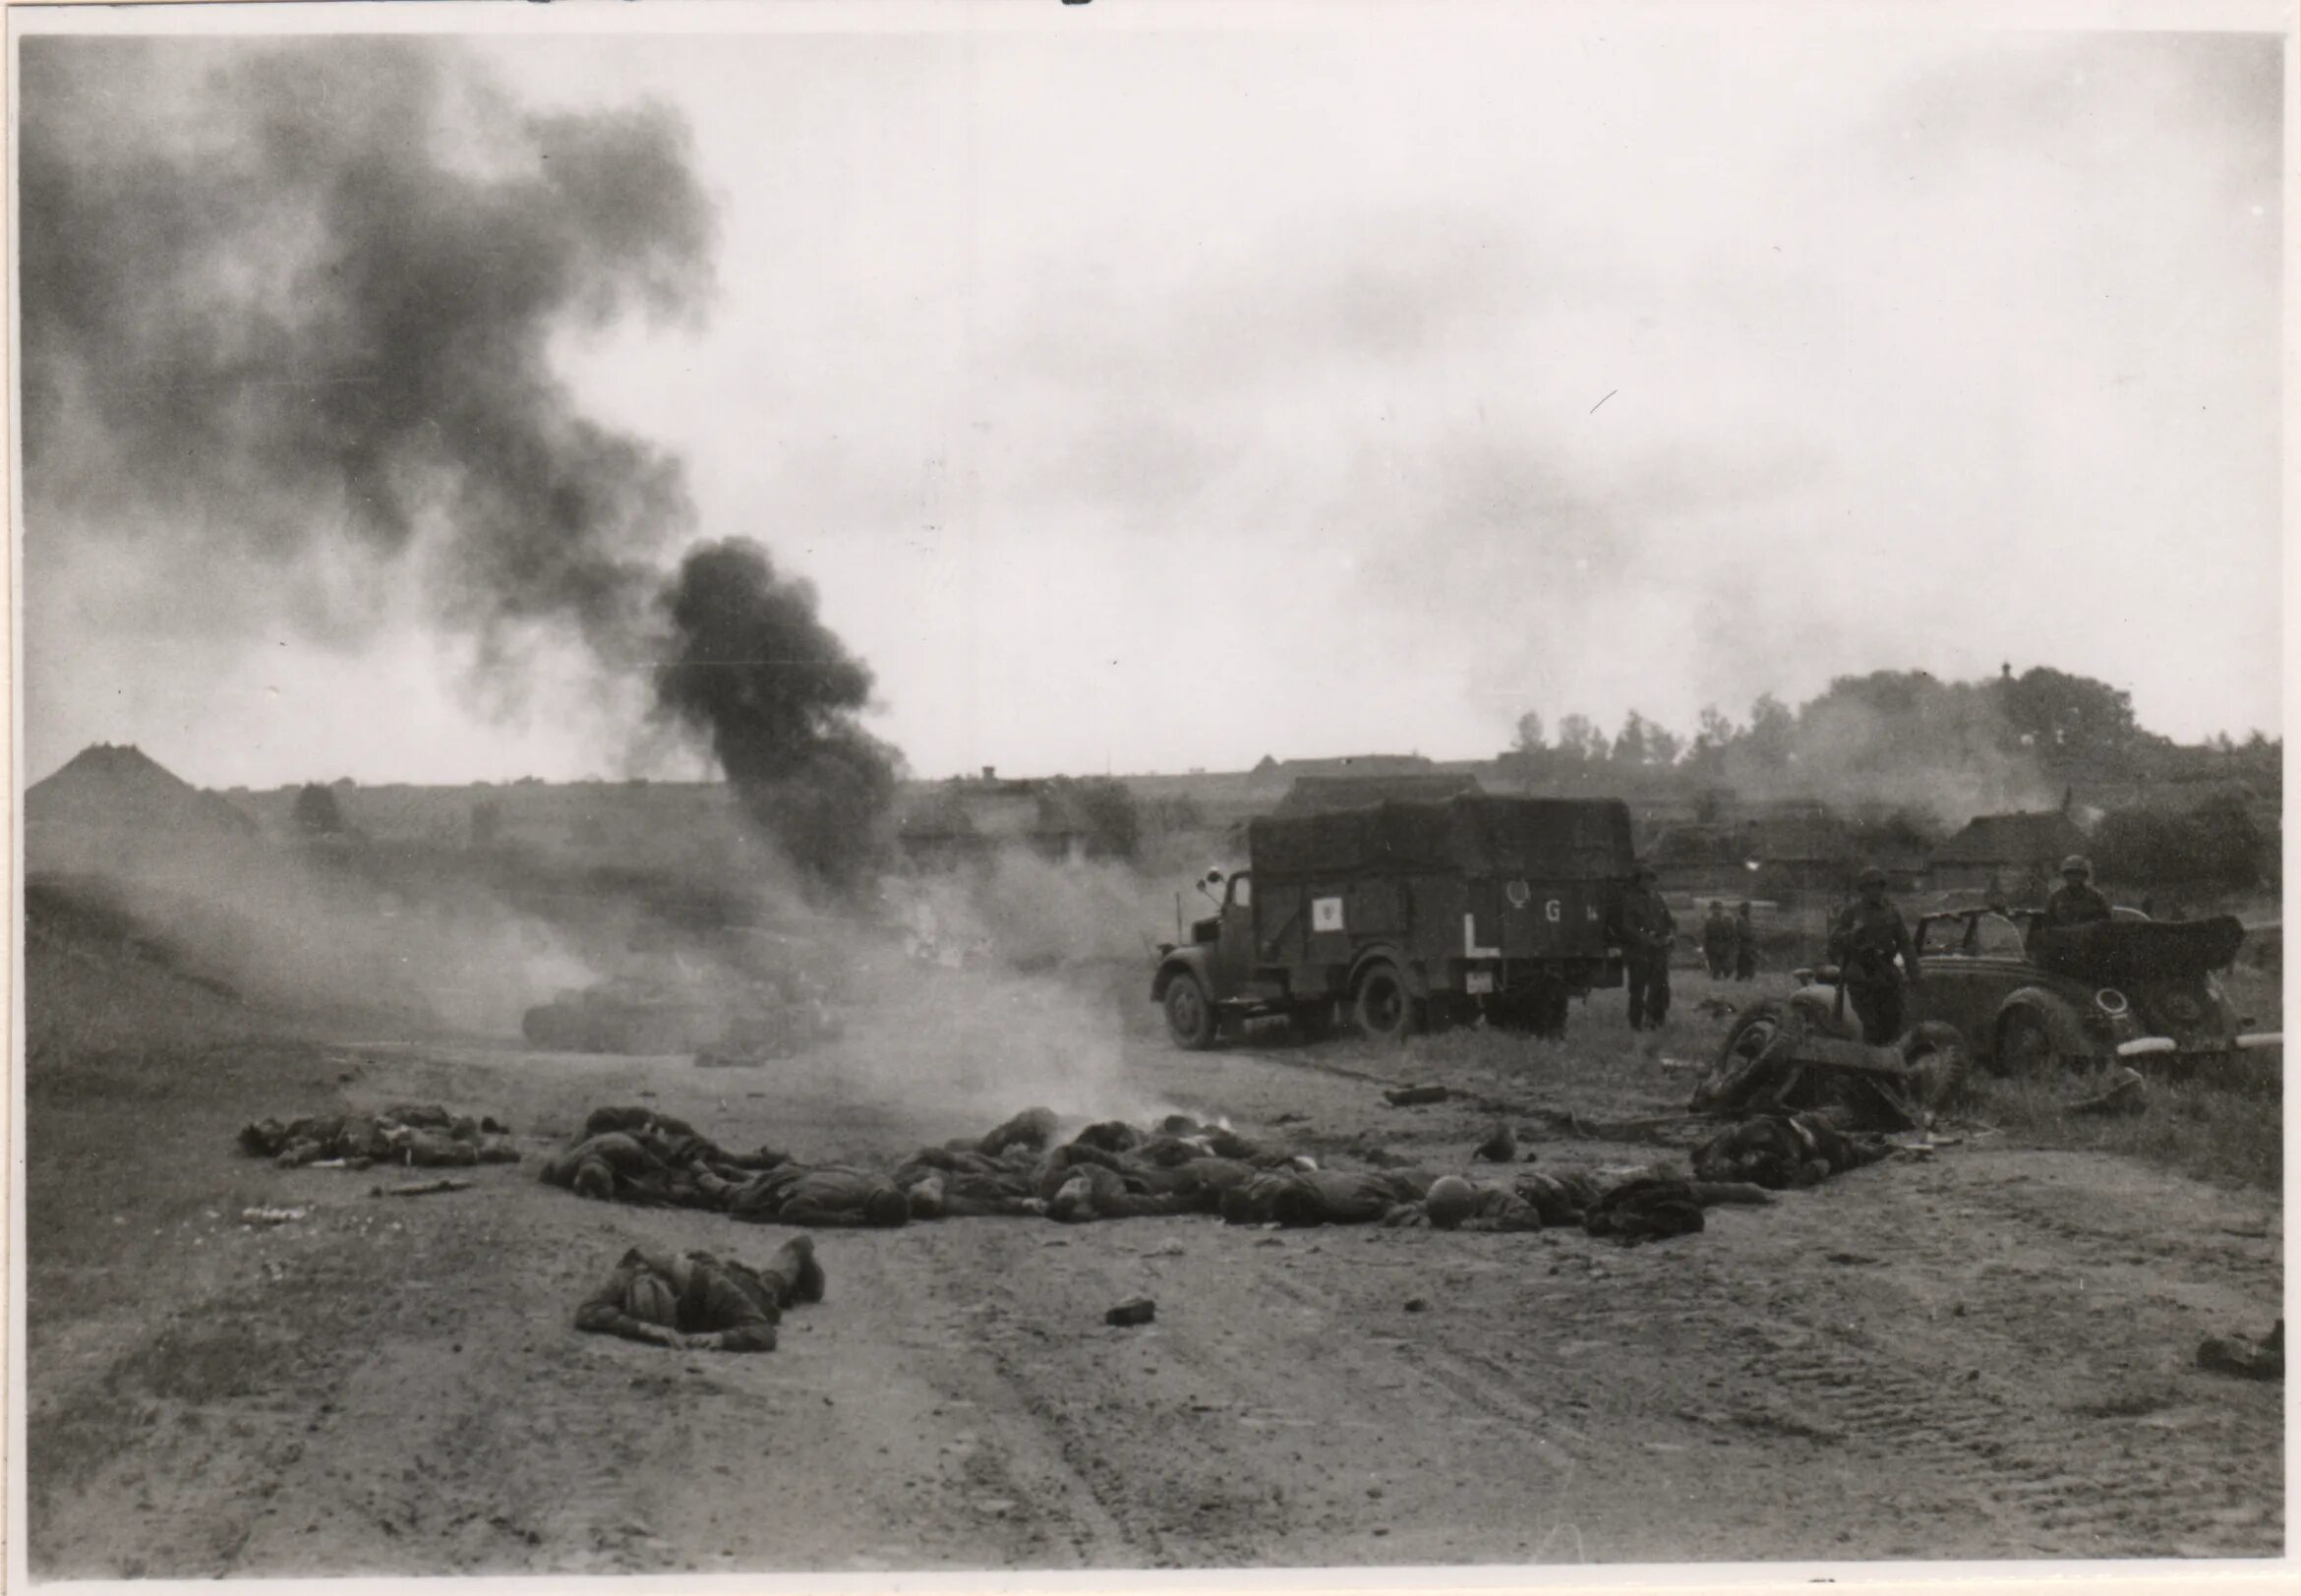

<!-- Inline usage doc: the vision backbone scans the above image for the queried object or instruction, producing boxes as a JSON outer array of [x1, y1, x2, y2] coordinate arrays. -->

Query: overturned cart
[[1688, 994, 1969, 1132]]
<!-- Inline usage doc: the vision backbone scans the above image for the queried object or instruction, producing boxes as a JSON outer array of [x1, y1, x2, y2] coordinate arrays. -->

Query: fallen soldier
[[1221, 1167, 1432, 1227], [1690, 1111, 1890, 1191], [1384, 1175, 1544, 1231], [1044, 1161, 1207, 1222], [718, 1162, 912, 1228], [540, 1132, 711, 1207], [581, 1105, 790, 1175], [574, 1237, 824, 1353], [900, 1164, 1044, 1219], [239, 1104, 518, 1169], [1582, 1175, 1706, 1245], [971, 1106, 1059, 1157]]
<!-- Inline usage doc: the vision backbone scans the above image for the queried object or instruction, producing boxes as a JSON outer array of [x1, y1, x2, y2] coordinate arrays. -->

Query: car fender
[[1346, 942, 1428, 999], [1151, 946, 1213, 1004], [1784, 982, 1859, 1038], [1994, 986, 2095, 1060]]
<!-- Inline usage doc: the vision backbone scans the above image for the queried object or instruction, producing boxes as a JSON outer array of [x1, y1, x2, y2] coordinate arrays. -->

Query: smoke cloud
[[651, 541, 904, 896], [24, 36, 904, 882], [20, 37, 712, 675]]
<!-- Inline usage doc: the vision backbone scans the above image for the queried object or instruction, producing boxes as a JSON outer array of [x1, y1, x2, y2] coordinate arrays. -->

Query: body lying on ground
[[239, 1103, 519, 1169], [574, 1237, 824, 1352], [1690, 1111, 1891, 1191]]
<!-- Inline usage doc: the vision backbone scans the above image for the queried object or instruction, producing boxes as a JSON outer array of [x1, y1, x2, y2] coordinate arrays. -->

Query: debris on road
[[2197, 1322, 2283, 1382], [1472, 1122, 1516, 1162], [1105, 1298, 1156, 1328], [240, 1207, 307, 1226], [2070, 1066, 2148, 1118], [1384, 1085, 1451, 1107], [371, 1178, 475, 1199], [1403, 1297, 1429, 1313]]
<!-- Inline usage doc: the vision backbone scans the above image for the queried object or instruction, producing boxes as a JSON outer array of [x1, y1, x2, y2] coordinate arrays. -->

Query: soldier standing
[[1827, 865, 1922, 1044], [1700, 901, 1733, 977], [2041, 855, 2113, 929], [1733, 901, 1758, 981], [1613, 863, 1677, 1032]]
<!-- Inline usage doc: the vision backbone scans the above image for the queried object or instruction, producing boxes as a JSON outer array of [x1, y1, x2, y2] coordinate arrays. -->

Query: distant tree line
[[1505, 666, 2279, 794]]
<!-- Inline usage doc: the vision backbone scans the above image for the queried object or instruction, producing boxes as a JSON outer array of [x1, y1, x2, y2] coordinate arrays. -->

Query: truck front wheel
[[1353, 963, 1418, 1043], [1163, 974, 1218, 1051]]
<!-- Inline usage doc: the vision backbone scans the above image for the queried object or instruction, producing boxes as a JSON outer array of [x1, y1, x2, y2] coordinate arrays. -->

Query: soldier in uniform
[[1700, 901, 1734, 978], [574, 1237, 824, 1352], [2041, 855, 2113, 929], [1732, 901, 1758, 981], [1827, 865, 1923, 1044], [1612, 863, 1677, 1031]]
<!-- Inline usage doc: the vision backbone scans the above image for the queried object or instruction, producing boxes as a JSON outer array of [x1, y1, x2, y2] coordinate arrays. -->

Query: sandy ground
[[26, 992, 2286, 1575]]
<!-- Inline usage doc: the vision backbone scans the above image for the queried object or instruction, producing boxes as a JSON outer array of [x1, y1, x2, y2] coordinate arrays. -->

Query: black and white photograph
[[12, 0, 2290, 1582]]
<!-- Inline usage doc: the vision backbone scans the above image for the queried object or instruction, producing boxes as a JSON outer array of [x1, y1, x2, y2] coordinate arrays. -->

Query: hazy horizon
[[20, 10, 2284, 794]]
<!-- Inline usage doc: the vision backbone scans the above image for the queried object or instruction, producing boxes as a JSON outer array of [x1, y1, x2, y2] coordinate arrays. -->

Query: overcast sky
[[19, 6, 2285, 789]]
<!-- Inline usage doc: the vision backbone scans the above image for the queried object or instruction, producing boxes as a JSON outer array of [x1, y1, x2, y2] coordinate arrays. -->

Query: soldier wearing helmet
[[1826, 864, 1922, 1044], [2042, 855, 2113, 929], [574, 1237, 824, 1352], [1611, 861, 1678, 1032]]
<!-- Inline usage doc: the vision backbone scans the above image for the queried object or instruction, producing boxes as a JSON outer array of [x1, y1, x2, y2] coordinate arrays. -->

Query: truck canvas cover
[[1249, 796, 1634, 880]]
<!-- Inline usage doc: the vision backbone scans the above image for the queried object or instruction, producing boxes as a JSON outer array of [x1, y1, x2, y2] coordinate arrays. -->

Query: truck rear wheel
[[1163, 973, 1217, 1051], [1353, 963, 1417, 1043]]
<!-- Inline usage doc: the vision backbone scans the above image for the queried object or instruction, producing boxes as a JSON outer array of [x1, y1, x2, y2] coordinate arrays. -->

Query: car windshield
[[1973, 913, 2026, 956]]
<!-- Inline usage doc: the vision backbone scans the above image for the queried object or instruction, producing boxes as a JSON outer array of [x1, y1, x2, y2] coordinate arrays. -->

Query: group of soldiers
[[1609, 853, 2117, 1042]]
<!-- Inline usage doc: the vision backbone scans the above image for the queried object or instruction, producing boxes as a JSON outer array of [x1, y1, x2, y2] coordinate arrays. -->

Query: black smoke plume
[[23, 37, 905, 885], [653, 542, 903, 897], [20, 36, 709, 665]]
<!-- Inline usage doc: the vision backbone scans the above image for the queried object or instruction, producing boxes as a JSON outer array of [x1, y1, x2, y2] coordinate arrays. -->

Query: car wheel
[[1352, 962, 1417, 1043], [1164, 974, 1217, 1051], [1995, 1009, 2057, 1077], [1900, 1021, 1972, 1108], [1693, 999, 1802, 1111]]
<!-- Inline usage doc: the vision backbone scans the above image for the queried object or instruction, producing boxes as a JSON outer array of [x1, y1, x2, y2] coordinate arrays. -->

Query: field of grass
[[1961, 961, 2285, 1194]]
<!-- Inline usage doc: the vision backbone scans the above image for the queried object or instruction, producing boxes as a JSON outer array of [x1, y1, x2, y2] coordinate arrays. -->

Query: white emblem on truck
[[1312, 896, 1345, 932], [1463, 914, 1502, 959]]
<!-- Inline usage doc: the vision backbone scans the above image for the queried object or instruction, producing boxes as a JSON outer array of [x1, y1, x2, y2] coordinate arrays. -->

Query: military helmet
[[2061, 855, 2093, 877], [1856, 865, 1887, 889], [1423, 1175, 1479, 1230]]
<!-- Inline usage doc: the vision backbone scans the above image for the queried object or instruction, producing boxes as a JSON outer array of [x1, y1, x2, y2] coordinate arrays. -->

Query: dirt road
[[27, 1007, 2285, 1574]]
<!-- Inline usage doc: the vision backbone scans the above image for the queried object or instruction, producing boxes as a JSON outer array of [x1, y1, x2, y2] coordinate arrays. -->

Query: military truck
[[1150, 795, 1636, 1047]]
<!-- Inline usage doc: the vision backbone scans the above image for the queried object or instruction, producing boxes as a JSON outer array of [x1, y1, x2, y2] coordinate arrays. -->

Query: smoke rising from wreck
[[23, 37, 899, 885], [652, 541, 904, 897]]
